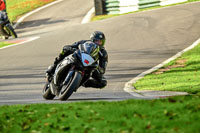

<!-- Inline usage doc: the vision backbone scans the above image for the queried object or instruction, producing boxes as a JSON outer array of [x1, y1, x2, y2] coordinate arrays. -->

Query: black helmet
[[90, 31, 106, 47]]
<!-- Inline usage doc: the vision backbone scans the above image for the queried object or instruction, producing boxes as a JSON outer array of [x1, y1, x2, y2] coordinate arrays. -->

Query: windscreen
[[79, 42, 100, 61]]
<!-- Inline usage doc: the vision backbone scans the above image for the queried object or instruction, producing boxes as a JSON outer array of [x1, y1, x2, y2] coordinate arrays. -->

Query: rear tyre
[[58, 71, 82, 101], [42, 81, 55, 100]]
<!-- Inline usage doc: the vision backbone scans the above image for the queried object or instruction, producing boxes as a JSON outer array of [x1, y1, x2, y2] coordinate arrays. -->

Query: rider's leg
[[83, 70, 107, 88]]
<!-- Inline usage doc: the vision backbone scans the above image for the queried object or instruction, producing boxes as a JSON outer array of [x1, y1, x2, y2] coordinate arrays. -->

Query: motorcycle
[[0, 11, 17, 39], [42, 42, 100, 100]]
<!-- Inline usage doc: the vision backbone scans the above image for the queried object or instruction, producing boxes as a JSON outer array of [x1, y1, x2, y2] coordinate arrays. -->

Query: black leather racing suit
[[48, 40, 108, 88]]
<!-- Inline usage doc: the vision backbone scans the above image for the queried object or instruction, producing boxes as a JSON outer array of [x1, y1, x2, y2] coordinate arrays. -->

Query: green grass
[[134, 43, 200, 94], [0, 95, 200, 133], [92, 0, 200, 21], [6, 0, 56, 22]]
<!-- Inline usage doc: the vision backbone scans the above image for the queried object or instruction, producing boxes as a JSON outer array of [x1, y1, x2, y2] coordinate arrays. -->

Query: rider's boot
[[82, 76, 107, 89]]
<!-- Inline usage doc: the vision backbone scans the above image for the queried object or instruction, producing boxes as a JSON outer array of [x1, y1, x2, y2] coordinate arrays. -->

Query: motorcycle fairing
[[81, 53, 95, 67], [54, 54, 75, 85], [79, 42, 100, 62], [50, 82, 58, 95]]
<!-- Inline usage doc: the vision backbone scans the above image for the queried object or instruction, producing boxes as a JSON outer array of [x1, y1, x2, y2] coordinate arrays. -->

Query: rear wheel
[[58, 71, 82, 101], [42, 81, 55, 100]]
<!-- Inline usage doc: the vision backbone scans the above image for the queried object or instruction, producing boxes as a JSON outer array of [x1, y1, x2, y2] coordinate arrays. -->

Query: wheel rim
[[60, 76, 73, 94]]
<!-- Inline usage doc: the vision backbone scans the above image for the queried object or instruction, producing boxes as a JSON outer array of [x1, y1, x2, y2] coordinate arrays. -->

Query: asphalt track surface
[[0, 1, 200, 105]]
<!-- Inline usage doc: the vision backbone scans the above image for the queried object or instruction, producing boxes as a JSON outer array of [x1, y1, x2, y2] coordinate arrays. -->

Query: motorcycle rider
[[47, 31, 108, 88], [0, 0, 6, 12]]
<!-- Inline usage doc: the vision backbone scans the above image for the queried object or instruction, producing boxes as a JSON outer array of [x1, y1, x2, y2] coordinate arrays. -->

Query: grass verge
[[134, 43, 200, 94], [0, 95, 200, 133], [0, 42, 14, 48], [6, 0, 57, 22], [92, 0, 200, 21]]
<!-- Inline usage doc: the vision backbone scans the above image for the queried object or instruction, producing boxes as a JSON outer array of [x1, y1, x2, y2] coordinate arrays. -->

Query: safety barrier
[[105, 0, 139, 14], [95, 0, 188, 15]]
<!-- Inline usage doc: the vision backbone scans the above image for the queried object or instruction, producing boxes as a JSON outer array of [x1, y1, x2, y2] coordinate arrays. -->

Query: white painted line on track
[[124, 38, 200, 98], [0, 36, 40, 50], [13, 0, 64, 29], [81, 7, 95, 24]]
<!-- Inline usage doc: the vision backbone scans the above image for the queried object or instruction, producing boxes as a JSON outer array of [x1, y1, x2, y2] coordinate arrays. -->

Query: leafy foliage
[[0, 95, 200, 133]]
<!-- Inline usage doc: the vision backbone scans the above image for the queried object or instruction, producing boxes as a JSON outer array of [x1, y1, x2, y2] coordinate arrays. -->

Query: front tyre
[[42, 81, 56, 100], [58, 71, 82, 101], [6, 24, 17, 38]]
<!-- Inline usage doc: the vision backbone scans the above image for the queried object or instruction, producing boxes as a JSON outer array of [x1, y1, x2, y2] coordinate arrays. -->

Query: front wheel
[[42, 81, 56, 100], [58, 71, 82, 101], [6, 24, 17, 38]]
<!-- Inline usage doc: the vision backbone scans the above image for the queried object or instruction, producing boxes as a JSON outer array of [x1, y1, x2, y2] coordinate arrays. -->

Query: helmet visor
[[95, 39, 105, 46]]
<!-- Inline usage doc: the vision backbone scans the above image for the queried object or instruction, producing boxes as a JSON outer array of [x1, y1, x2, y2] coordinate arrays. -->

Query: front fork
[[63, 70, 74, 85], [62, 65, 85, 85]]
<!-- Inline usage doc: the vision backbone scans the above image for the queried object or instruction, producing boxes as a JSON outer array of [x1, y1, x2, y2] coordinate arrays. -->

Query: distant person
[[0, 0, 6, 12], [0, 0, 17, 39]]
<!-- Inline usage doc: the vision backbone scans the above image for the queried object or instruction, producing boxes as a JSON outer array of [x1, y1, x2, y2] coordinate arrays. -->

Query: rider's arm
[[58, 40, 86, 58], [54, 44, 76, 64], [61, 40, 89, 54], [71, 40, 88, 48], [56, 40, 89, 64]]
